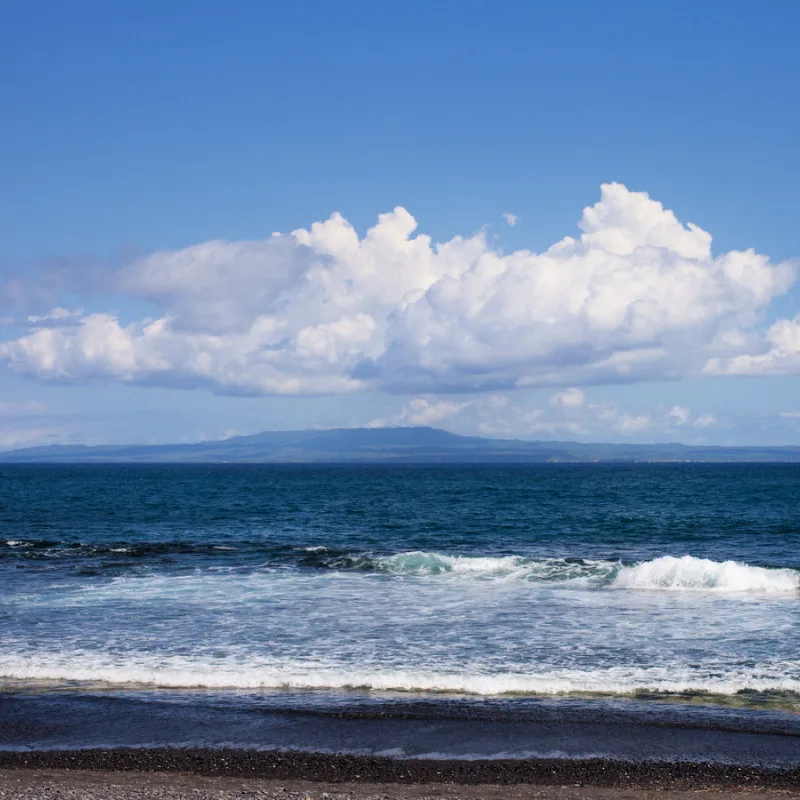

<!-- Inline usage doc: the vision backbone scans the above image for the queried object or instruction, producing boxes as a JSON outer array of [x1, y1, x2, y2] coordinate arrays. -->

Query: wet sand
[[0, 750, 798, 795], [4, 691, 800, 766]]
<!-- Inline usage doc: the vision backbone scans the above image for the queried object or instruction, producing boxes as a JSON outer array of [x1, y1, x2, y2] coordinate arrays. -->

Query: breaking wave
[[373, 552, 614, 584], [612, 555, 799, 593], [2, 654, 798, 697], [2, 536, 797, 593], [372, 552, 799, 593]]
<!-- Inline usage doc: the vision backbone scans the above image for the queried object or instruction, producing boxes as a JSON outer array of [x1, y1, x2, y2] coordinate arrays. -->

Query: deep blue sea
[[1, 464, 799, 762]]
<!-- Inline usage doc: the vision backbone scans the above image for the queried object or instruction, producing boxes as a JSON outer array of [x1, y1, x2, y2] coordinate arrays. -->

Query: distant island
[[1, 426, 800, 463]]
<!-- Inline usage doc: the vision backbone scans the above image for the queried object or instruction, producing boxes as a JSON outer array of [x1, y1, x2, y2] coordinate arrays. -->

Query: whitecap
[[612, 555, 799, 593]]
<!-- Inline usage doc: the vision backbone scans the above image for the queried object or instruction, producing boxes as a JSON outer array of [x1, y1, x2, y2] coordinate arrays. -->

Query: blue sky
[[1, 0, 799, 448]]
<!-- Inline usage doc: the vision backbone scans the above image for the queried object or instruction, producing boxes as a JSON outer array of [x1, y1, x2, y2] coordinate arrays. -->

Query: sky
[[1, 0, 800, 449]]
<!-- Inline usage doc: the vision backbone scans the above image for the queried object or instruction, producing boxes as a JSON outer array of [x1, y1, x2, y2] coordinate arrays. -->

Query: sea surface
[[1, 464, 798, 764]]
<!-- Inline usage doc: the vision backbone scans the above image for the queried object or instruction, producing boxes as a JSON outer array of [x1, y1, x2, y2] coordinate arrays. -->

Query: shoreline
[[1, 771, 799, 800], [0, 749, 798, 791]]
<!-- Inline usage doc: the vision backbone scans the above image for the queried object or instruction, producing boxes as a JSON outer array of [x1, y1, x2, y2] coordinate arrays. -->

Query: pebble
[[0, 748, 796, 796]]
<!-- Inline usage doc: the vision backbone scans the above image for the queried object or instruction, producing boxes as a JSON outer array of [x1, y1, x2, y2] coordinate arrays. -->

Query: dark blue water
[[1, 464, 799, 760]]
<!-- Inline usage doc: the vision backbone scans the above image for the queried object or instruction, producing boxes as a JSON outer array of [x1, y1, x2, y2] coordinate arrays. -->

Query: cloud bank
[[368, 390, 729, 443], [1, 183, 796, 396]]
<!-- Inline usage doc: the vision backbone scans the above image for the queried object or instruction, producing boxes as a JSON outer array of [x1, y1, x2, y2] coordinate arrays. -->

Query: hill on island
[[1, 426, 800, 463]]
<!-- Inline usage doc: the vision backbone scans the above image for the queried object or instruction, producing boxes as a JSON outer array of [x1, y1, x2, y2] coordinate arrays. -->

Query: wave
[[372, 552, 799, 593], [2, 655, 798, 697], [373, 552, 614, 584], [612, 555, 800, 593], [3, 536, 797, 593]]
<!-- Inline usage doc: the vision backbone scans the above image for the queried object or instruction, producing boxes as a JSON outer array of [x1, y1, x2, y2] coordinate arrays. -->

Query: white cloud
[[0, 183, 795, 396], [663, 405, 717, 429], [27, 307, 85, 328], [502, 213, 518, 227], [476, 410, 586, 439], [550, 388, 585, 408], [705, 316, 800, 377], [667, 405, 691, 425], [403, 398, 471, 425], [457, 393, 718, 442], [370, 397, 472, 428], [614, 413, 652, 434]]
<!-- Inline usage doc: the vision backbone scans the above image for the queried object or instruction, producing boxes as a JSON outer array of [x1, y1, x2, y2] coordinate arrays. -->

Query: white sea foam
[[1, 653, 798, 697], [374, 551, 798, 592], [374, 552, 613, 585], [377, 552, 527, 577], [613, 555, 800, 593]]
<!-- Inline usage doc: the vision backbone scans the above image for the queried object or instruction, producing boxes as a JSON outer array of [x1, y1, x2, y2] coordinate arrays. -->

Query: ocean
[[1, 463, 799, 766]]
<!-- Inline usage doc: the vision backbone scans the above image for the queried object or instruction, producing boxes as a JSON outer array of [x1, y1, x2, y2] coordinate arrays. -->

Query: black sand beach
[[0, 750, 799, 794], [2, 690, 799, 798], [0, 770, 799, 800], [2, 771, 800, 800]]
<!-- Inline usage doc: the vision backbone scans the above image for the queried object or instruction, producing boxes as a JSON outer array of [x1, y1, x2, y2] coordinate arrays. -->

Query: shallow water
[[1, 464, 798, 759]]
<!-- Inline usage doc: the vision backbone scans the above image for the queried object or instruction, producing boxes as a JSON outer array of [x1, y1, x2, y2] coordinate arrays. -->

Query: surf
[[2, 654, 799, 698], [370, 552, 799, 593]]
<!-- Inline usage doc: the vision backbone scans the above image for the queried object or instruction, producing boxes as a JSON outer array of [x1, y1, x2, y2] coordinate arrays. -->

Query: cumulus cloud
[[502, 213, 518, 227], [614, 412, 652, 434], [667, 405, 691, 425], [550, 388, 585, 408], [428, 392, 733, 444], [705, 316, 800, 377], [369, 397, 472, 428], [693, 413, 717, 429], [664, 405, 718, 429], [0, 183, 795, 396]]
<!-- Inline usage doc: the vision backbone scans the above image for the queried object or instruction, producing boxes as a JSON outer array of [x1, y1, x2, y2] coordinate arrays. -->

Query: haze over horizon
[[2, 1, 799, 449]]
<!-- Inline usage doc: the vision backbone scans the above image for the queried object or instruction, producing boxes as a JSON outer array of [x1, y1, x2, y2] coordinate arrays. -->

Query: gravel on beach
[[0, 750, 798, 799], [0, 770, 799, 800]]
